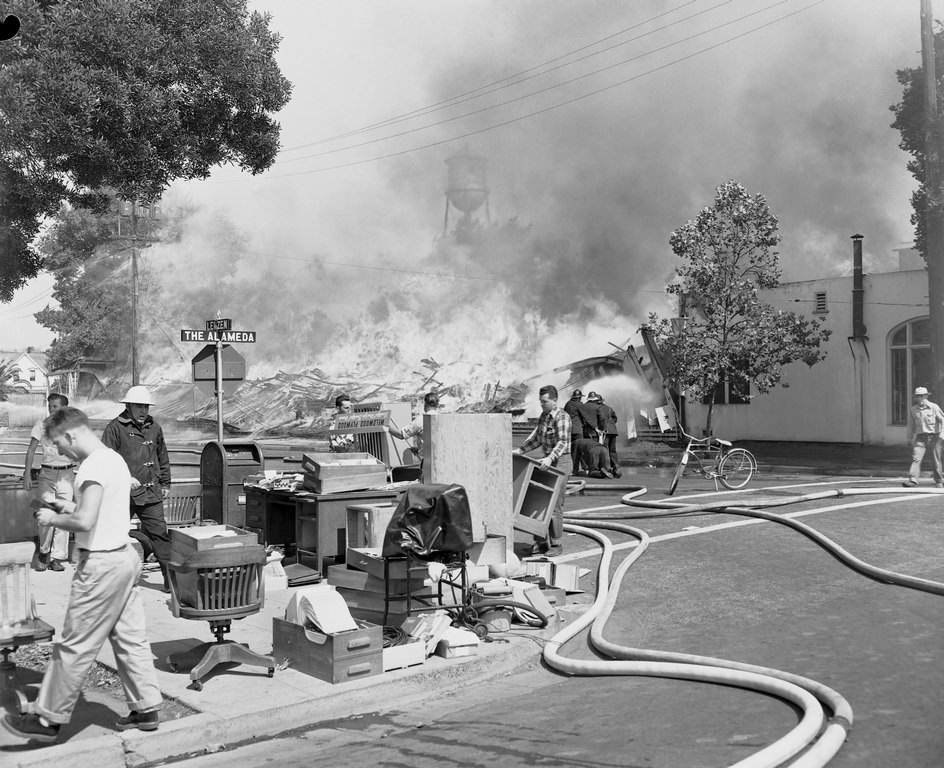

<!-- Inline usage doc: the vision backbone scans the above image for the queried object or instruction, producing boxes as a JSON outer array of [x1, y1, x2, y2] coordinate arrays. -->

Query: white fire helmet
[[123, 385, 156, 405]]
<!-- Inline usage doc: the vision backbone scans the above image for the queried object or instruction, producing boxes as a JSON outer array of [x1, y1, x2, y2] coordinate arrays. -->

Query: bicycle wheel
[[667, 452, 688, 495], [718, 448, 756, 490]]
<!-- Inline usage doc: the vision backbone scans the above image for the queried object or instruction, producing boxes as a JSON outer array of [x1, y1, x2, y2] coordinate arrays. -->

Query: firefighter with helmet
[[102, 385, 172, 592]]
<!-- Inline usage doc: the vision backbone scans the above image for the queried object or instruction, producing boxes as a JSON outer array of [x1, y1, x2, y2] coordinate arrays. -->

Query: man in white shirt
[[22, 393, 73, 571], [3, 407, 163, 745]]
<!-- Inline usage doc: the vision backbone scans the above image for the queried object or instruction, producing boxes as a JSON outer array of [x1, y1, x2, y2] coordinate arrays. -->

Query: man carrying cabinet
[[3, 407, 162, 744], [514, 384, 571, 557]]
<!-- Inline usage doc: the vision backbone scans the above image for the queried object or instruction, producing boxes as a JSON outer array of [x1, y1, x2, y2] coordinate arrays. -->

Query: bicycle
[[667, 425, 757, 495]]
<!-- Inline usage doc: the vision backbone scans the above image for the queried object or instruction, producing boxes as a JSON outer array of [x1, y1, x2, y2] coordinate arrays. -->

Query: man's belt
[[41, 463, 76, 470]]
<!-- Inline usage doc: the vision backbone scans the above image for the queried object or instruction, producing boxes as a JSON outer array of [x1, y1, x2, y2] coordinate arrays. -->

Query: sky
[[0, 0, 927, 384]]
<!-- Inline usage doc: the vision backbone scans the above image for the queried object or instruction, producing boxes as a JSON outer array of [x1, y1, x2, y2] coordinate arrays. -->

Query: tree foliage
[[648, 181, 831, 435], [890, 20, 944, 260], [0, 0, 292, 300], [0, 360, 30, 400]]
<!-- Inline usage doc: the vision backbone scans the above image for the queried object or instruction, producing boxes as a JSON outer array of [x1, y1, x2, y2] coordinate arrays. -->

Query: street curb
[[7, 626, 553, 768], [619, 458, 903, 479]]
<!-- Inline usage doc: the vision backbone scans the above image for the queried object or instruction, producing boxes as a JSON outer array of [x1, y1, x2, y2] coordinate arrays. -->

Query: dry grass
[[12, 642, 197, 721]]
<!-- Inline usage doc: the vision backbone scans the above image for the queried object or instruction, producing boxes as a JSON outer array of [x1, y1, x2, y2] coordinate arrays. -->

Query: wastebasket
[[0, 475, 35, 544], [200, 442, 264, 528]]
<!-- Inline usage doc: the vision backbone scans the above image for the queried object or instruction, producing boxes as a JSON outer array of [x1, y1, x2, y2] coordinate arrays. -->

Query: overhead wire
[[278, 0, 710, 151], [276, 0, 803, 166], [218, 0, 828, 180]]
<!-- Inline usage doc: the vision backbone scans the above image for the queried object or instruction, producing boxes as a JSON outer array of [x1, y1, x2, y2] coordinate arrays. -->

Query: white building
[[685, 245, 928, 445], [10, 349, 50, 395]]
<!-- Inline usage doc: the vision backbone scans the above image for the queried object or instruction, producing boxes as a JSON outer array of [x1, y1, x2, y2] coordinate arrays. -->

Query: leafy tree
[[0, 360, 30, 400], [0, 0, 292, 300], [647, 181, 831, 436], [890, 20, 944, 261]]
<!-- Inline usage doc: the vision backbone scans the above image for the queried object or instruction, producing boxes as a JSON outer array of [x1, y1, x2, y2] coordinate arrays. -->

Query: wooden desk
[[294, 489, 399, 573]]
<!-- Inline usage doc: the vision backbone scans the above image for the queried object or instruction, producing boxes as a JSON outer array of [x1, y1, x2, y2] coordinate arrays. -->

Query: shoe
[[2, 713, 61, 743], [612, 468, 622, 478], [35, 552, 48, 572], [599, 467, 614, 479], [115, 709, 160, 732], [530, 540, 549, 556], [544, 541, 563, 557], [902, 479, 919, 487], [48, 559, 65, 572]]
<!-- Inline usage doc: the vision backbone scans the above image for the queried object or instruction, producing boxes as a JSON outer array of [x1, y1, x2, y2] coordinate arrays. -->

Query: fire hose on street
[[541, 484, 944, 767]]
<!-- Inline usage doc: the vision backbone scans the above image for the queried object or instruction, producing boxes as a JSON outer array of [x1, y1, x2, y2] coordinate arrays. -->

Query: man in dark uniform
[[102, 386, 172, 591], [563, 389, 588, 473], [587, 391, 621, 478]]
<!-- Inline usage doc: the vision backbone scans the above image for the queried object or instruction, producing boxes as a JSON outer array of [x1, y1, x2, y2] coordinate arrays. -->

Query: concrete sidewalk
[[3, 562, 556, 768]]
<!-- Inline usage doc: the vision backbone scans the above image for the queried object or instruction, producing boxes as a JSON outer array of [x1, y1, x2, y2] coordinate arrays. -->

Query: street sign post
[[182, 320, 254, 441]]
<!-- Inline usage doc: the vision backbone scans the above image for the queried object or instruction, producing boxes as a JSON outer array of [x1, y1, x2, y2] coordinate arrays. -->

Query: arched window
[[890, 318, 930, 425]]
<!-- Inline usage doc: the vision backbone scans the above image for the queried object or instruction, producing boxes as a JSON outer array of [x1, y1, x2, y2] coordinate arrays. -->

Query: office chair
[[166, 544, 274, 690], [0, 542, 54, 712]]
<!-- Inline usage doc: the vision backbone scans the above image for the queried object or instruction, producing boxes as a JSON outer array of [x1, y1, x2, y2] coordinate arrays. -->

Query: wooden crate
[[301, 452, 387, 494], [303, 471, 388, 495], [346, 502, 397, 549], [272, 617, 383, 684]]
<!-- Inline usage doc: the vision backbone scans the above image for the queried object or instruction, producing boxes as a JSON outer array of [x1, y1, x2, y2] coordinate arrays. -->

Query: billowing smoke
[[138, 0, 917, 416]]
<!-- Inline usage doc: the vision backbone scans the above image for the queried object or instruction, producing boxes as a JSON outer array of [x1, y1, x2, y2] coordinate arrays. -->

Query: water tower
[[443, 147, 490, 234]]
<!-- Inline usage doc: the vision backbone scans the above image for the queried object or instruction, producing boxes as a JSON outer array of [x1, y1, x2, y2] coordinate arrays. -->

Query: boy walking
[[3, 407, 163, 744]]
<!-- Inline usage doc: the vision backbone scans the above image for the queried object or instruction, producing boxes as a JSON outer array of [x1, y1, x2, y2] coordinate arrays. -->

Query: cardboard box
[[169, 524, 258, 555], [402, 612, 452, 656], [467, 535, 506, 566], [346, 502, 397, 549], [435, 626, 480, 659], [272, 617, 383, 684], [382, 638, 426, 672]]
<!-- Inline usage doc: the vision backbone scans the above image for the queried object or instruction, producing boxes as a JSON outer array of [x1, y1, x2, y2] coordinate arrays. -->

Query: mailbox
[[200, 441, 263, 528]]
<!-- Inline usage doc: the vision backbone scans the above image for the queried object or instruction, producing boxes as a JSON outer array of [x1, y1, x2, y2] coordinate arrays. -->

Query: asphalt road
[[166, 467, 944, 768]]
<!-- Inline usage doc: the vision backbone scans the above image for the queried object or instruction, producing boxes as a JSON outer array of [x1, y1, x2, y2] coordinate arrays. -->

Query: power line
[[277, 0, 721, 152], [274, 0, 773, 165], [213, 0, 828, 181]]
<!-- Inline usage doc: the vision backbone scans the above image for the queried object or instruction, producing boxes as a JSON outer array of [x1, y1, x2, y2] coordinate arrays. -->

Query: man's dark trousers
[[131, 499, 171, 580]]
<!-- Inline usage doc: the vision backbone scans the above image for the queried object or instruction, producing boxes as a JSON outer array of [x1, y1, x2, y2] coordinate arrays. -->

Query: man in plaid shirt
[[515, 384, 571, 556]]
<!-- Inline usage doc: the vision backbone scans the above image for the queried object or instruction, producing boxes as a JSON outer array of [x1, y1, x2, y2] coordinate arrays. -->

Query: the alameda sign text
[[180, 329, 256, 343]]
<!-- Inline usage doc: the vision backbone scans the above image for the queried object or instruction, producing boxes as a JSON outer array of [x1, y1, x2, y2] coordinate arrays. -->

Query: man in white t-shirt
[[22, 393, 73, 571], [3, 407, 163, 745]]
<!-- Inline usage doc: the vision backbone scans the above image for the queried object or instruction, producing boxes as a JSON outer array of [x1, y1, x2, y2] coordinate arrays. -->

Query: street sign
[[192, 344, 246, 398], [180, 329, 256, 343], [206, 318, 232, 332]]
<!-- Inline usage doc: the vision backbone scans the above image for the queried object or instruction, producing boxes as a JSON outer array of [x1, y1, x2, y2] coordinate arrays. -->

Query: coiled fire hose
[[541, 484, 944, 767]]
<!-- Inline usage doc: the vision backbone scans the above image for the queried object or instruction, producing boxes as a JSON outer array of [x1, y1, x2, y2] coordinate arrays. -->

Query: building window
[[890, 318, 930, 425], [28, 369, 36, 382], [813, 292, 828, 313], [702, 371, 751, 405]]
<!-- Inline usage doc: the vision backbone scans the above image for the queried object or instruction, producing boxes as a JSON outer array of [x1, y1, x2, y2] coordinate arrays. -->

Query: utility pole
[[921, 0, 944, 394], [130, 216, 139, 387]]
